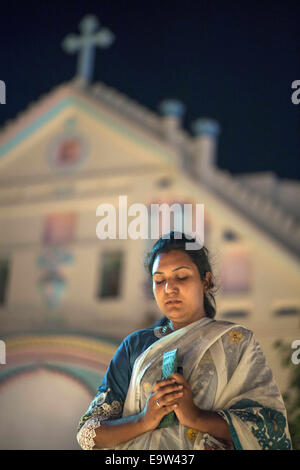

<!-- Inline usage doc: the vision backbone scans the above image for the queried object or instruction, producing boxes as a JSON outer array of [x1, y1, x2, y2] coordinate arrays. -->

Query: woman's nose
[[165, 280, 178, 293]]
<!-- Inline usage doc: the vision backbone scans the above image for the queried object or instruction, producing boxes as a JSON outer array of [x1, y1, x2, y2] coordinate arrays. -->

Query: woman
[[76, 232, 292, 450]]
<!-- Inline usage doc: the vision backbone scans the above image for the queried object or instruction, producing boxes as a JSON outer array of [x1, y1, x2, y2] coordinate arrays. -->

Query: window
[[220, 247, 251, 295], [97, 251, 123, 298], [0, 259, 10, 306], [273, 307, 300, 317], [223, 229, 239, 241], [221, 310, 249, 319]]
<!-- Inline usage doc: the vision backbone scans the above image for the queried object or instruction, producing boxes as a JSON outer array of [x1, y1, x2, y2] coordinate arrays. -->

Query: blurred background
[[0, 0, 299, 450]]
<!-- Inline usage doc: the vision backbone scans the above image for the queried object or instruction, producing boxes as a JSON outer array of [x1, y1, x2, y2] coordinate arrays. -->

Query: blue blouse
[[78, 328, 160, 431]]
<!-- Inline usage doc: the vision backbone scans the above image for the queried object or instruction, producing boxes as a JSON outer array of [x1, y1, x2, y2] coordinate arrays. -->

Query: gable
[[0, 86, 176, 183]]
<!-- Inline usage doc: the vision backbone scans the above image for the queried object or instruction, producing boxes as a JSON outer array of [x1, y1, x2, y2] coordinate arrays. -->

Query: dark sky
[[0, 0, 299, 180]]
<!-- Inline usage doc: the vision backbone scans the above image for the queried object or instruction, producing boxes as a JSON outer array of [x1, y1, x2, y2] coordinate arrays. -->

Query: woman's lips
[[165, 300, 182, 306]]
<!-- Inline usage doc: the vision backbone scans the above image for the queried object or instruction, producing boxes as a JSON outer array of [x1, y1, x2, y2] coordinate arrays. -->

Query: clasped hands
[[140, 372, 201, 432]]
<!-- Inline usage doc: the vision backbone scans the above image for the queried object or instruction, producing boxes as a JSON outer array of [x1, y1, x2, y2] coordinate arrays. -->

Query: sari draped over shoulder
[[77, 317, 292, 450]]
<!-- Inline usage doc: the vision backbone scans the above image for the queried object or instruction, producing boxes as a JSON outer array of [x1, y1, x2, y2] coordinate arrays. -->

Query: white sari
[[116, 317, 292, 450]]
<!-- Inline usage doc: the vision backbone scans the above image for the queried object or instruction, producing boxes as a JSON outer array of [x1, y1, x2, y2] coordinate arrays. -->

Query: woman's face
[[152, 249, 210, 330]]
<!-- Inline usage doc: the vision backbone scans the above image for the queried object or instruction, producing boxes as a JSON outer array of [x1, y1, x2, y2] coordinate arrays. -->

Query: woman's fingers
[[169, 372, 186, 385], [158, 391, 183, 407], [141, 379, 185, 431], [153, 383, 183, 398], [159, 384, 183, 398], [152, 378, 176, 393], [149, 378, 185, 413], [161, 404, 178, 415], [169, 373, 192, 392], [152, 384, 184, 408]]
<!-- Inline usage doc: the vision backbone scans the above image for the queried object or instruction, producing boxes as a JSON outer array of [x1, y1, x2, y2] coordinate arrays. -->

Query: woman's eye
[[154, 277, 188, 285]]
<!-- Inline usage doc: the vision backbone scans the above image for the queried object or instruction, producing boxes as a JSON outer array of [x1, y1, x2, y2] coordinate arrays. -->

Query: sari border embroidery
[[229, 399, 292, 450], [216, 410, 243, 450], [218, 399, 292, 450]]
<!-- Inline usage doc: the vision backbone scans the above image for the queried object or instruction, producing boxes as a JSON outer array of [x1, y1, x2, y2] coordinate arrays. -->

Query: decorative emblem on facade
[[48, 118, 88, 172]]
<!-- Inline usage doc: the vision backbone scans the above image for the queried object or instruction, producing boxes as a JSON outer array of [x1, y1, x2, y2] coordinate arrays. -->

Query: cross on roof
[[62, 15, 115, 85]]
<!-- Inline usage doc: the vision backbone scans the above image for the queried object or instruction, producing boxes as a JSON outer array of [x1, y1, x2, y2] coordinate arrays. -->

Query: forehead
[[152, 250, 195, 274]]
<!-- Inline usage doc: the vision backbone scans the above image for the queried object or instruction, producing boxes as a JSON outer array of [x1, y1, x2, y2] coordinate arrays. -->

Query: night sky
[[0, 0, 299, 180]]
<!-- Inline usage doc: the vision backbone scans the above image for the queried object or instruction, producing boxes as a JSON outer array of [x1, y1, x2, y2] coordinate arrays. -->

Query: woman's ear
[[203, 272, 213, 292]]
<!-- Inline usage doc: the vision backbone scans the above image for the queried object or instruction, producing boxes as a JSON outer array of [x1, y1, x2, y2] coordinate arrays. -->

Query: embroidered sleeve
[[76, 394, 123, 450], [77, 416, 102, 450], [76, 338, 131, 450], [77, 387, 123, 427], [76, 330, 157, 450]]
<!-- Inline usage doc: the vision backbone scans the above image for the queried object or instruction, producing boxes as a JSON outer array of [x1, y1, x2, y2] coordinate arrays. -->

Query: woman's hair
[[144, 231, 217, 320]]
